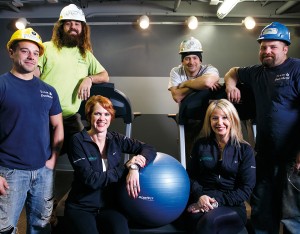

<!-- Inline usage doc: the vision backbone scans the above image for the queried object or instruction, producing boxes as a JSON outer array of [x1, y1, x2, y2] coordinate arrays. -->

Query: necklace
[[217, 142, 225, 150], [216, 141, 226, 161]]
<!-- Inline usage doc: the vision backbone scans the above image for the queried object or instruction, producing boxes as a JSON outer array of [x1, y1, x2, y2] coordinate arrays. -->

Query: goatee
[[261, 56, 274, 68]]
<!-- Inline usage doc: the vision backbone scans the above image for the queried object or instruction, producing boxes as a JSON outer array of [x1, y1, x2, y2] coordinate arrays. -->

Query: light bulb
[[187, 16, 198, 30], [244, 16, 256, 30], [139, 15, 149, 29], [15, 18, 28, 30]]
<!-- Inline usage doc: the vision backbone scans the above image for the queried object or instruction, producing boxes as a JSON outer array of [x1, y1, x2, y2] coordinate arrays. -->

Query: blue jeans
[[251, 157, 300, 234], [0, 165, 54, 234]]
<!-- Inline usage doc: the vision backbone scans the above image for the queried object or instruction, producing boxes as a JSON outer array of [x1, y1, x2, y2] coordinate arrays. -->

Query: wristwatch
[[129, 164, 139, 170]]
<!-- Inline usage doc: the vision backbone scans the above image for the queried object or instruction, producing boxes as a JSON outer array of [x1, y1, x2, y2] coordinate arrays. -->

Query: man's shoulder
[[205, 64, 217, 69], [287, 57, 300, 65], [0, 72, 9, 80], [238, 64, 262, 72], [42, 41, 58, 54], [43, 41, 54, 47], [170, 64, 184, 73]]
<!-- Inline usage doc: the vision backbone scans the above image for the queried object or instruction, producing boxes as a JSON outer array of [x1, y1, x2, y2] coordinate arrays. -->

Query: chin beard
[[261, 57, 274, 68], [61, 32, 80, 47]]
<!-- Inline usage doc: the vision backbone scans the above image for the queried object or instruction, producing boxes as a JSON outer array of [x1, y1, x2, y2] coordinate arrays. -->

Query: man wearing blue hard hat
[[225, 22, 300, 234]]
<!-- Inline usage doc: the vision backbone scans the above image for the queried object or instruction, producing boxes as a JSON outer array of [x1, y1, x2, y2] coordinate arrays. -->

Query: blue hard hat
[[257, 22, 291, 45]]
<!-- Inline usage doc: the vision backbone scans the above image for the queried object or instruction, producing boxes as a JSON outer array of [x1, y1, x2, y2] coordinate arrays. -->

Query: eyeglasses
[[287, 166, 300, 192]]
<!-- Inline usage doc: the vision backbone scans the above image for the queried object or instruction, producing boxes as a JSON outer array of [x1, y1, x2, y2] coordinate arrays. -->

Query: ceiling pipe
[[275, 0, 298, 15], [173, 0, 181, 12], [7, 2, 20, 12], [29, 21, 300, 27]]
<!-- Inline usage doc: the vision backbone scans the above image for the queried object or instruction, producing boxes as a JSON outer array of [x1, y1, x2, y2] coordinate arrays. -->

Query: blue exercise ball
[[119, 152, 190, 227]]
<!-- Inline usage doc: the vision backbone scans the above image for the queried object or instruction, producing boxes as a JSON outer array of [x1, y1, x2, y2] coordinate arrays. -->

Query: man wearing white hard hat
[[168, 37, 220, 103], [35, 4, 109, 155], [168, 37, 221, 160], [34, 4, 109, 228], [0, 28, 63, 234]]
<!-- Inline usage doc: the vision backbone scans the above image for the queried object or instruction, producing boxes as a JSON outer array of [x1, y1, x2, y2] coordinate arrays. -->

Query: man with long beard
[[35, 5, 109, 228], [36, 4, 109, 155], [225, 22, 300, 234]]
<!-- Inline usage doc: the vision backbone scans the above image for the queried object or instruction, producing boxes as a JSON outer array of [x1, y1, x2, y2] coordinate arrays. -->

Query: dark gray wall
[[1, 19, 300, 169]]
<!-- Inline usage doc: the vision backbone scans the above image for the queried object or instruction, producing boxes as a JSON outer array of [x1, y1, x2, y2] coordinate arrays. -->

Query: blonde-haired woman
[[186, 99, 256, 234]]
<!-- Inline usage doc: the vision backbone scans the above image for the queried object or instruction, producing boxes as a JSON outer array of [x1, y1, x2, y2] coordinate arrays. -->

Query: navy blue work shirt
[[238, 58, 300, 160]]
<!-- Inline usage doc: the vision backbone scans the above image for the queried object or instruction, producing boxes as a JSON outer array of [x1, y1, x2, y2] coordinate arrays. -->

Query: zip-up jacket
[[65, 129, 156, 211], [188, 137, 256, 208]]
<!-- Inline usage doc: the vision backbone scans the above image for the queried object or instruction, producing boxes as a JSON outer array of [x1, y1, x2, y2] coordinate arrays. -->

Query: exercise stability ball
[[119, 152, 190, 227]]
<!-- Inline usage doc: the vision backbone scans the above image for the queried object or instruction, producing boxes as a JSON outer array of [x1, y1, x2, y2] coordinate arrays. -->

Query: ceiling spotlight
[[217, 0, 239, 19], [243, 16, 256, 30], [187, 16, 198, 30], [15, 18, 29, 30], [138, 15, 150, 30]]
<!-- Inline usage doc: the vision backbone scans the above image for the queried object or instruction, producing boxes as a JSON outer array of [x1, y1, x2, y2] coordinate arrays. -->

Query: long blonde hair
[[200, 99, 248, 147]]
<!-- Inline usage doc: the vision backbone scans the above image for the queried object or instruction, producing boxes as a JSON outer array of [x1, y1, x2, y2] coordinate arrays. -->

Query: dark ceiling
[[1, 0, 300, 25]]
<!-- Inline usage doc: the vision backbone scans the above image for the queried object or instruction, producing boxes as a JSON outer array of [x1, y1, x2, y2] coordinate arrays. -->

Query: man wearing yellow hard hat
[[0, 28, 64, 233]]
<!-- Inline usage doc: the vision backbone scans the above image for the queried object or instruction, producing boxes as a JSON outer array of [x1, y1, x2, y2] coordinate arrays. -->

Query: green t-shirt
[[38, 41, 105, 118]]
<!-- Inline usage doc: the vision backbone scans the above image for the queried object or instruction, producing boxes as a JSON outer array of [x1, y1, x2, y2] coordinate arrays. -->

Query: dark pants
[[61, 113, 84, 155], [64, 207, 130, 234], [185, 206, 245, 234], [250, 155, 300, 234], [184, 120, 203, 160]]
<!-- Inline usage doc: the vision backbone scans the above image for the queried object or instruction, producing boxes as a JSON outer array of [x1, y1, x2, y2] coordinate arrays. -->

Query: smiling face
[[9, 41, 40, 75], [210, 107, 231, 141], [63, 20, 82, 36], [61, 20, 83, 47], [90, 103, 112, 134], [182, 54, 201, 77], [259, 40, 288, 68]]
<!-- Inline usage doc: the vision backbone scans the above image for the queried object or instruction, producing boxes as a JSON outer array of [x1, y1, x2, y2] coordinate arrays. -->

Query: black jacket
[[65, 129, 156, 212], [188, 137, 256, 207]]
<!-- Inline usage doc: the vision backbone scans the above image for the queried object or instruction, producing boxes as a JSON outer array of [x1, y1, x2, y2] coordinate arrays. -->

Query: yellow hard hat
[[7, 28, 45, 56]]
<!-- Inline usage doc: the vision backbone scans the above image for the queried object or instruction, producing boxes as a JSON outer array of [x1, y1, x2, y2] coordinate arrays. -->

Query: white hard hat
[[59, 4, 86, 22], [179, 37, 203, 53]]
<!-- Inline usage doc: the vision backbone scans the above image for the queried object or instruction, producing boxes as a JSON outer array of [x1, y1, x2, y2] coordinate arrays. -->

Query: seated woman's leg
[[64, 208, 98, 234], [196, 207, 245, 234], [97, 209, 129, 234]]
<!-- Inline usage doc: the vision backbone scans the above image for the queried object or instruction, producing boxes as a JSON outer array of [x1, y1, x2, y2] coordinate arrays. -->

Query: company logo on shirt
[[78, 58, 87, 65], [88, 156, 97, 161], [40, 90, 53, 99], [275, 73, 290, 82], [199, 155, 213, 162]]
